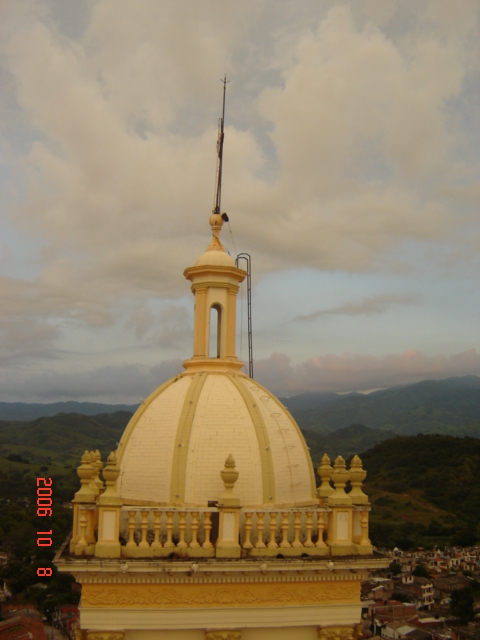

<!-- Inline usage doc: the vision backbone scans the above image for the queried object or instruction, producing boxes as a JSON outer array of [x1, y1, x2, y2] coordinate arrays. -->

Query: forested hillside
[[362, 434, 480, 549], [0, 411, 131, 460], [286, 375, 480, 436], [302, 424, 397, 466]]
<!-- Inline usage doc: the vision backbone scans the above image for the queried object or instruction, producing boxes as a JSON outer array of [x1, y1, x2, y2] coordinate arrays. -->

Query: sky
[[0, 0, 479, 403]]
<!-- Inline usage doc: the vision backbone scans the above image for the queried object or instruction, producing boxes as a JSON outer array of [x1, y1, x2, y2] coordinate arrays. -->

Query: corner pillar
[[349, 455, 373, 554], [216, 454, 241, 559], [327, 456, 354, 556], [71, 451, 97, 555], [95, 452, 122, 558]]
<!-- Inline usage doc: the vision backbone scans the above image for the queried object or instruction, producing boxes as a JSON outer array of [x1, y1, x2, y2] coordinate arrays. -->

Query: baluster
[[304, 511, 314, 547], [126, 511, 137, 548], [177, 511, 187, 548], [316, 510, 327, 548], [203, 511, 213, 548], [280, 512, 291, 548], [243, 512, 253, 549], [139, 510, 149, 548], [190, 512, 200, 548], [255, 512, 266, 548], [292, 511, 302, 548], [164, 510, 175, 548], [267, 512, 278, 548], [151, 511, 162, 548]]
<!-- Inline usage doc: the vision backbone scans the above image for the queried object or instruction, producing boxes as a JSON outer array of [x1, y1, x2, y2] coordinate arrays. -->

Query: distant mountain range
[[0, 400, 139, 422], [1, 375, 479, 439], [283, 375, 480, 437]]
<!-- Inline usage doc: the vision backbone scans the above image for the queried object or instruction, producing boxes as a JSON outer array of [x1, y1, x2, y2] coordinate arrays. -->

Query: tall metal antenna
[[211, 77, 254, 378], [213, 75, 229, 215]]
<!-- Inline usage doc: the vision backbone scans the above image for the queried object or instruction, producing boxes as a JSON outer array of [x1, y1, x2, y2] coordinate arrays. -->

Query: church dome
[[115, 212, 316, 510], [116, 371, 316, 508]]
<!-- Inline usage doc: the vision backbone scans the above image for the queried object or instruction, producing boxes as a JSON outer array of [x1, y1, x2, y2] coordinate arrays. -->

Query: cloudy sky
[[0, 0, 479, 403]]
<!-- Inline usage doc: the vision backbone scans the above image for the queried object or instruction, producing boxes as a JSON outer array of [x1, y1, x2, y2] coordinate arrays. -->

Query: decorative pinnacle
[[218, 453, 240, 507], [317, 453, 334, 502], [328, 455, 352, 505], [349, 454, 368, 504], [206, 212, 226, 252]]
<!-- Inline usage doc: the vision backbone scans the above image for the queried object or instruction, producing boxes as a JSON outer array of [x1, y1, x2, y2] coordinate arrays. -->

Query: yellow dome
[[116, 371, 316, 508], [195, 247, 235, 267]]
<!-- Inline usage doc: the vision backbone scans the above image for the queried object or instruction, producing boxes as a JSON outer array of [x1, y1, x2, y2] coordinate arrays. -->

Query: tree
[[392, 592, 412, 603], [413, 564, 430, 578], [450, 587, 475, 623], [389, 561, 402, 576]]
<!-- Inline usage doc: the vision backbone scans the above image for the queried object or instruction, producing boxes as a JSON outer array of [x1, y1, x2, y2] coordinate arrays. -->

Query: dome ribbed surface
[[116, 372, 316, 508]]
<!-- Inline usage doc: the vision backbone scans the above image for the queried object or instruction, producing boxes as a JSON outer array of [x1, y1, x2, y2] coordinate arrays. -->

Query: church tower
[[55, 86, 387, 640]]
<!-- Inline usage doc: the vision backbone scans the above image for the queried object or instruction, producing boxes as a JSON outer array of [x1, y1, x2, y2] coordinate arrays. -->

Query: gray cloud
[[296, 293, 418, 321], [255, 349, 480, 396], [0, 360, 184, 404], [1, 348, 478, 403]]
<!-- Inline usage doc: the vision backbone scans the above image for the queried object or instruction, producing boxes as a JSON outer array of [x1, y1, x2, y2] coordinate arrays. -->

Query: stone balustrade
[[70, 450, 374, 559], [240, 508, 330, 556], [119, 506, 217, 558], [112, 506, 333, 558]]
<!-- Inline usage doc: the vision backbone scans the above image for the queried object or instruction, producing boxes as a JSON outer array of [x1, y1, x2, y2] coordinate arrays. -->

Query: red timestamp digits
[[37, 477, 52, 516], [37, 529, 52, 546], [36, 477, 53, 578]]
